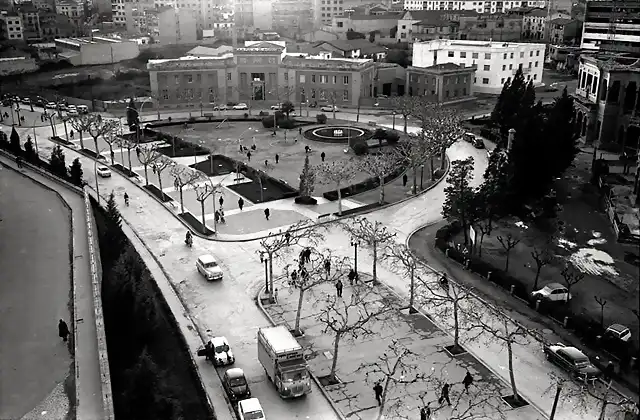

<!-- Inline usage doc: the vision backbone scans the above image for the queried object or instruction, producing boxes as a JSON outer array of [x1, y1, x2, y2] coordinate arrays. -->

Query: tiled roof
[[415, 18, 454, 27], [350, 13, 401, 20], [549, 17, 574, 25], [525, 8, 547, 17], [401, 10, 445, 20]]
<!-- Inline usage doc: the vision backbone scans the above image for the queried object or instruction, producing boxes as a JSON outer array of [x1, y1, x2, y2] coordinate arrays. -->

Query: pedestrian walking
[[238, 197, 244, 211], [135, 146, 140, 158], [321, 151, 326, 162], [298, 127, 302, 135], [285, 232, 290, 245], [335, 279, 343, 297], [373, 382, 383, 406], [219, 196, 224, 209], [438, 383, 451, 406], [152, 165, 156, 174], [324, 259, 331, 276], [291, 269, 298, 284], [275, 153, 280, 164], [265, 159, 268, 167], [462, 371, 473, 393], [402, 173, 408, 187], [174, 178, 179, 190], [305, 145, 310, 153], [304, 248, 311, 263], [264, 208, 270, 220], [58, 319, 70, 342], [70, 130, 74, 139], [348, 269, 356, 285], [247, 150, 252, 161], [214, 210, 220, 224], [420, 405, 431, 420], [274, 288, 279, 303], [605, 361, 615, 382], [16, 156, 23, 168], [251, 144, 256, 151]]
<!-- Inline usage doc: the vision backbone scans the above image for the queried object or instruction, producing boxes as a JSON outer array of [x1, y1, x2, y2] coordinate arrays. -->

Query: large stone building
[[55, 0, 84, 27], [403, 0, 546, 13], [580, 0, 640, 54], [0, 11, 24, 41], [406, 63, 475, 103], [147, 41, 379, 109], [413, 39, 545, 94], [573, 53, 640, 154]]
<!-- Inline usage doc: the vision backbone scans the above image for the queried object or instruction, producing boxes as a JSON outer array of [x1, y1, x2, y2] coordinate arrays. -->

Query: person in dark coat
[[290, 269, 298, 284], [247, 150, 252, 161], [275, 154, 280, 164], [402, 173, 408, 187], [324, 259, 331, 276], [58, 319, 70, 342], [219, 196, 224, 208], [604, 361, 615, 382], [373, 382, 383, 405], [238, 197, 244, 210], [348, 269, 356, 285], [335, 279, 343, 297], [462, 371, 473, 393], [420, 406, 430, 420], [438, 383, 451, 406], [304, 248, 312, 263], [321, 151, 326, 162], [264, 208, 270, 220]]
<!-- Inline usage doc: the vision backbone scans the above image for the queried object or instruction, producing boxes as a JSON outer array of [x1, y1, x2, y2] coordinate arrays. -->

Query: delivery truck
[[257, 325, 312, 398]]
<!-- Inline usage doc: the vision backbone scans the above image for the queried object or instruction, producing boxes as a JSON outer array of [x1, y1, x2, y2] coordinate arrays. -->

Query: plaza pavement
[[4, 114, 635, 420]]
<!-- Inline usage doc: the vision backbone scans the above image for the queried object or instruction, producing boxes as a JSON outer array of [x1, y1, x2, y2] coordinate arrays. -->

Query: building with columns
[[573, 53, 640, 154], [148, 41, 379, 110]]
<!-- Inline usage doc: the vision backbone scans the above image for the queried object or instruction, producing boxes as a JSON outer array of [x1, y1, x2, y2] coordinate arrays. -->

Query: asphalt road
[[0, 165, 73, 419]]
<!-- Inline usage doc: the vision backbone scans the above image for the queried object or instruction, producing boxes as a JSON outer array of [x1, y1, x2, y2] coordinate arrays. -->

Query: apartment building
[[157, 6, 197, 44], [272, 0, 313, 35], [403, 0, 546, 13], [55, 36, 140, 65], [397, 10, 452, 41], [0, 12, 24, 40], [56, 0, 84, 26], [580, 0, 640, 54], [332, 12, 401, 36], [413, 39, 545, 93], [315, 0, 347, 27], [313, 39, 388, 60], [457, 12, 523, 41], [17, 3, 41, 41], [406, 63, 475, 103], [573, 53, 640, 153], [548, 17, 582, 45]]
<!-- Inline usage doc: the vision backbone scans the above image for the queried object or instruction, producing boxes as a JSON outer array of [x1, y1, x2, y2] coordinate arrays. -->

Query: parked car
[[544, 342, 601, 381], [67, 108, 79, 116], [45, 102, 57, 109], [223, 368, 251, 402], [96, 166, 112, 178], [472, 138, 485, 149], [604, 324, 632, 343], [77, 105, 89, 114], [463, 132, 476, 143], [57, 104, 68, 112], [214, 104, 229, 111], [196, 254, 223, 280], [233, 103, 249, 110], [320, 105, 338, 112], [238, 398, 265, 420], [207, 336, 235, 366], [21, 97, 31, 105], [531, 282, 571, 303], [270, 104, 281, 110], [35, 98, 46, 107], [2, 99, 12, 106]]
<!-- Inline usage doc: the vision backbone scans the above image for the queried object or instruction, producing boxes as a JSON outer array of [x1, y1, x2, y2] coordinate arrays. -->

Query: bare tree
[[250, 162, 273, 203], [497, 233, 521, 272], [315, 161, 357, 215], [153, 154, 173, 194], [593, 295, 608, 327], [531, 244, 554, 291], [171, 165, 201, 213], [87, 114, 118, 155], [383, 244, 422, 313], [342, 217, 396, 283], [328, 91, 339, 119], [283, 248, 350, 336], [560, 262, 585, 297], [412, 99, 464, 170], [68, 114, 93, 150], [468, 305, 529, 407], [317, 283, 396, 384], [189, 175, 215, 234], [474, 218, 492, 257], [138, 144, 160, 185], [390, 95, 415, 133], [259, 220, 326, 297], [356, 340, 428, 420], [117, 137, 135, 171], [103, 131, 119, 165], [358, 152, 399, 205], [392, 133, 434, 195]]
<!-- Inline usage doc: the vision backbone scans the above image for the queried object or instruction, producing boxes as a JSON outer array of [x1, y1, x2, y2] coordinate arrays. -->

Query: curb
[[254, 285, 348, 420]]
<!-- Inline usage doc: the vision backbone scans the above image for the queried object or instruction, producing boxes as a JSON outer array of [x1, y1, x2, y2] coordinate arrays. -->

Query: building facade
[[55, 36, 140, 65], [147, 43, 378, 109], [331, 12, 401, 36], [56, 1, 84, 26], [406, 63, 475, 103], [580, 0, 640, 54], [548, 17, 582, 45], [272, 0, 313, 35], [413, 39, 545, 93], [457, 12, 523, 41], [157, 7, 197, 44], [0, 12, 24, 40], [573, 53, 640, 154], [17, 3, 41, 41], [403, 0, 545, 13]]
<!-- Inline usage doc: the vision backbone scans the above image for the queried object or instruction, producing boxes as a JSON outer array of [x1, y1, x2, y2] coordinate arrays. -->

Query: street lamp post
[[549, 381, 563, 420], [15, 105, 22, 126], [259, 251, 269, 293], [420, 164, 425, 190], [392, 111, 396, 130], [351, 239, 360, 274]]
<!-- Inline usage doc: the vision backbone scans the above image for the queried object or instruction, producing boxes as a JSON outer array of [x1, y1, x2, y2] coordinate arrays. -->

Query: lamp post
[[93, 147, 107, 205], [392, 111, 396, 130], [549, 381, 563, 420], [351, 239, 360, 274], [29, 115, 40, 156], [43, 111, 57, 137], [15, 105, 22, 126], [259, 251, 270, 293], [420, 164, 425, 190]]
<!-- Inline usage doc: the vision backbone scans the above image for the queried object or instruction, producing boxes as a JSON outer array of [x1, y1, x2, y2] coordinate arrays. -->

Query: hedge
[[322, 163, 405, 201]]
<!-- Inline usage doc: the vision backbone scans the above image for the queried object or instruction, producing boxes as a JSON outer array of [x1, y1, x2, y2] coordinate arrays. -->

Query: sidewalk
[[0, 154, 107, 420], [260, 275, 544, 420]]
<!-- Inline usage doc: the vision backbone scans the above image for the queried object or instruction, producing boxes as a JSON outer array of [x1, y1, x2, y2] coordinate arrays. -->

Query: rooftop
[[410, 63, 475, 73], [415, 39, 546, 49], [525, 8, 548, 17], [349, 12, 401, 20], [549, 17, 575, 25], [55, 36, 136, 46], [187, 45, 233, 57]]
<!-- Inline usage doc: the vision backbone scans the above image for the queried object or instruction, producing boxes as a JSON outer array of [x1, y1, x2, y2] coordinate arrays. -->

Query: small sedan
[[213, 104, 228, 111], [233, 103, 249, 110], [21, 97, 31, 105], [206, 336, 235, 366], [270, 104, 281, 110], [472, 138, 485, 149], [604, 324, 632, 343], [196, 254, 223, 280], [96, 166, 112, 178], [320, 105, 338, 112], [223, 368, 251, 402], [531, 282, 571, 303], [544, 343, 601, 382], [45, 102, 57, 109]]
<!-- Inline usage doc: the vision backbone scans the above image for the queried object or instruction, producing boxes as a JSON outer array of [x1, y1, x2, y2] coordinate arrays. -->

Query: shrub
[[294, 196, 318, 205], [24, 138, 37, 162], [243, 113, 249, 119], [10, 127, 21, 153], [278, 119, 295, 129], [49, 145, 67, 178], [274, 110, 285, 121], [352, 142, 368, 155], [70, 157, 83, 186], [386, 131, 400, 144], [373, 128, 387, 140], [316, 114, 327, 124], [262, 117, 275, 128]]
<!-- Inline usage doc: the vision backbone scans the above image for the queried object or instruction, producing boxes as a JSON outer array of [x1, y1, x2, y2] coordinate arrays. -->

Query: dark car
[[472, 138, 485, 149], [544, 343, 601, 382], [222, 368, 251, 402]]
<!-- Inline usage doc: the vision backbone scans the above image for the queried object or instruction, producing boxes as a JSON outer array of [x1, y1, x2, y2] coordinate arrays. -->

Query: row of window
[[301, 88, 350, 101], [446, 49, 541, 59], [163, 73, 353, 86], [169, 73, 233, 84], [410, 74, 469, 84], [299, 74, 350, 84], [480, 61, 539, 71]]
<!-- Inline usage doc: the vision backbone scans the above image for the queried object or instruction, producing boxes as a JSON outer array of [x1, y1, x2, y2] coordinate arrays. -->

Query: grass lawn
[[457, 152, 639, 344]]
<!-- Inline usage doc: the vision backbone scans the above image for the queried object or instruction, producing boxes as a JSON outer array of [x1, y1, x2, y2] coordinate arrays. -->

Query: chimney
[[507, 128, 516, 151]]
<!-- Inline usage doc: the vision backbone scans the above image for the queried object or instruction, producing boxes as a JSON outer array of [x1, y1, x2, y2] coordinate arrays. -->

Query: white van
[[238, 398, 265, 420], [77, 105, 89, 114]]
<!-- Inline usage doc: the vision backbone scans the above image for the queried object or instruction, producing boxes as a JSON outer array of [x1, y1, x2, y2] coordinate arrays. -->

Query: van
[[77, 105, 89, 114], [237, 398, 265, 420]]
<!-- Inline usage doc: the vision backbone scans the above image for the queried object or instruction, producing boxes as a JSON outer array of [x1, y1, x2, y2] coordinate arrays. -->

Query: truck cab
[[257, 326, 311, 398]]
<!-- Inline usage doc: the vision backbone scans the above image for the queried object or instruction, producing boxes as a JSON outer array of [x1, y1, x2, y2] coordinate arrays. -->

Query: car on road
[[233, 103, 249, 110], [57, 104, 68, 112], [207, 336, 235, 366], [77, 105, 89, 114], [67, 108, 78, 116], [35, 98, 45, 107], [196, 254, 223, 280], [270, 104, 281, 110], [223, 368, 251, 402], [472, 137, 485, 149], [320, 105, 338, 112], [238, 398, 265, 420], [213, 104, 228, 111], [45, 102, 57, 109], [21, 98, 31, 105], [604, 324, 632, 343], [531, 282, 571, 303], [544, 342, 601, 381], [96, 166, 112, 178]]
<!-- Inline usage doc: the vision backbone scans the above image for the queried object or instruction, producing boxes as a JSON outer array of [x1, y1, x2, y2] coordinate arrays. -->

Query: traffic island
[[144, 184, 173, 203], [178, 212, 214, 236]]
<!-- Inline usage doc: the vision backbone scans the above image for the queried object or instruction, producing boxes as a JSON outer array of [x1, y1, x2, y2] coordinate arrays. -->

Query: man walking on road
[[58, 319, 70, 342], [238, 197, 244, 210], [324, 259, 331, 276], [420, 405, 431, 420], [373, 382, 383, 406], [462, 371, 473, 393], [219, 196, 224, 209], [335, 279, 343, 297], [275, 154, 280, 164], [438, 383, 451, 406], [264, 208, 270, 220], [402, 173, 408, 187], [16, 156, 23, 168], [321, 151, 326, 162]]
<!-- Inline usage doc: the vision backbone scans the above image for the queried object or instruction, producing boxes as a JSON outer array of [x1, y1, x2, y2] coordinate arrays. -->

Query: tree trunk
[[269, 254, 274, 298], [127, 149, 132, 170], [119, 146, 125, 167], [412, 166, 417, 195], [505, 251, 511, 272], [294, 288, 305, 335], [403, 116, 407, 133], [143, 165, 149, 185], [409, 268, 416, 313], [453, 300, 460, 348], [440, 147, 447, 170], [479, 232, 486, 257], [507, 337, 519, 402], [533, 266, 542, 290], [378, 175, 385, 204], [93, 137, 99, 155], [157, 172, 163, 194], [372, 243, 378, 282], [337, 185, 343, 216], [179, 187, 184, 213], [430, 155, 434, 180], [79, 130, 85, 149], [200, 201, 206, 234], [330, 332, 342, 382], [109, 145, 114, 165], [258, 177, 264, 202]]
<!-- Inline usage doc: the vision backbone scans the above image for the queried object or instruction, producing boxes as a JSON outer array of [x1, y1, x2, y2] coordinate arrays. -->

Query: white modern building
[[413, 39, 545, 94], [55, 36, 140, 65], [403, 0, 545, 12]]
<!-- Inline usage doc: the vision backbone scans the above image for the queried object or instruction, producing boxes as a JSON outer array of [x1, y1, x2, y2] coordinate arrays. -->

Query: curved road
[[0, 165, 72, 419]]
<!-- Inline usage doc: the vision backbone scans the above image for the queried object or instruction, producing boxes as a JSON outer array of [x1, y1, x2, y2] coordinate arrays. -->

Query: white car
[[270, 104, 281, 110], [96, 166, 112, 177], [196, 254, 223, 280], [213, 104, 228, 111], [233, 103, 249, 110], [320, 105, 338, 112], [531, 282, 571, 302], [238, 398, 265, 420], [207, 336, 235, 366], [67, 108, 78, 116], [45, 102, 57, 109]]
